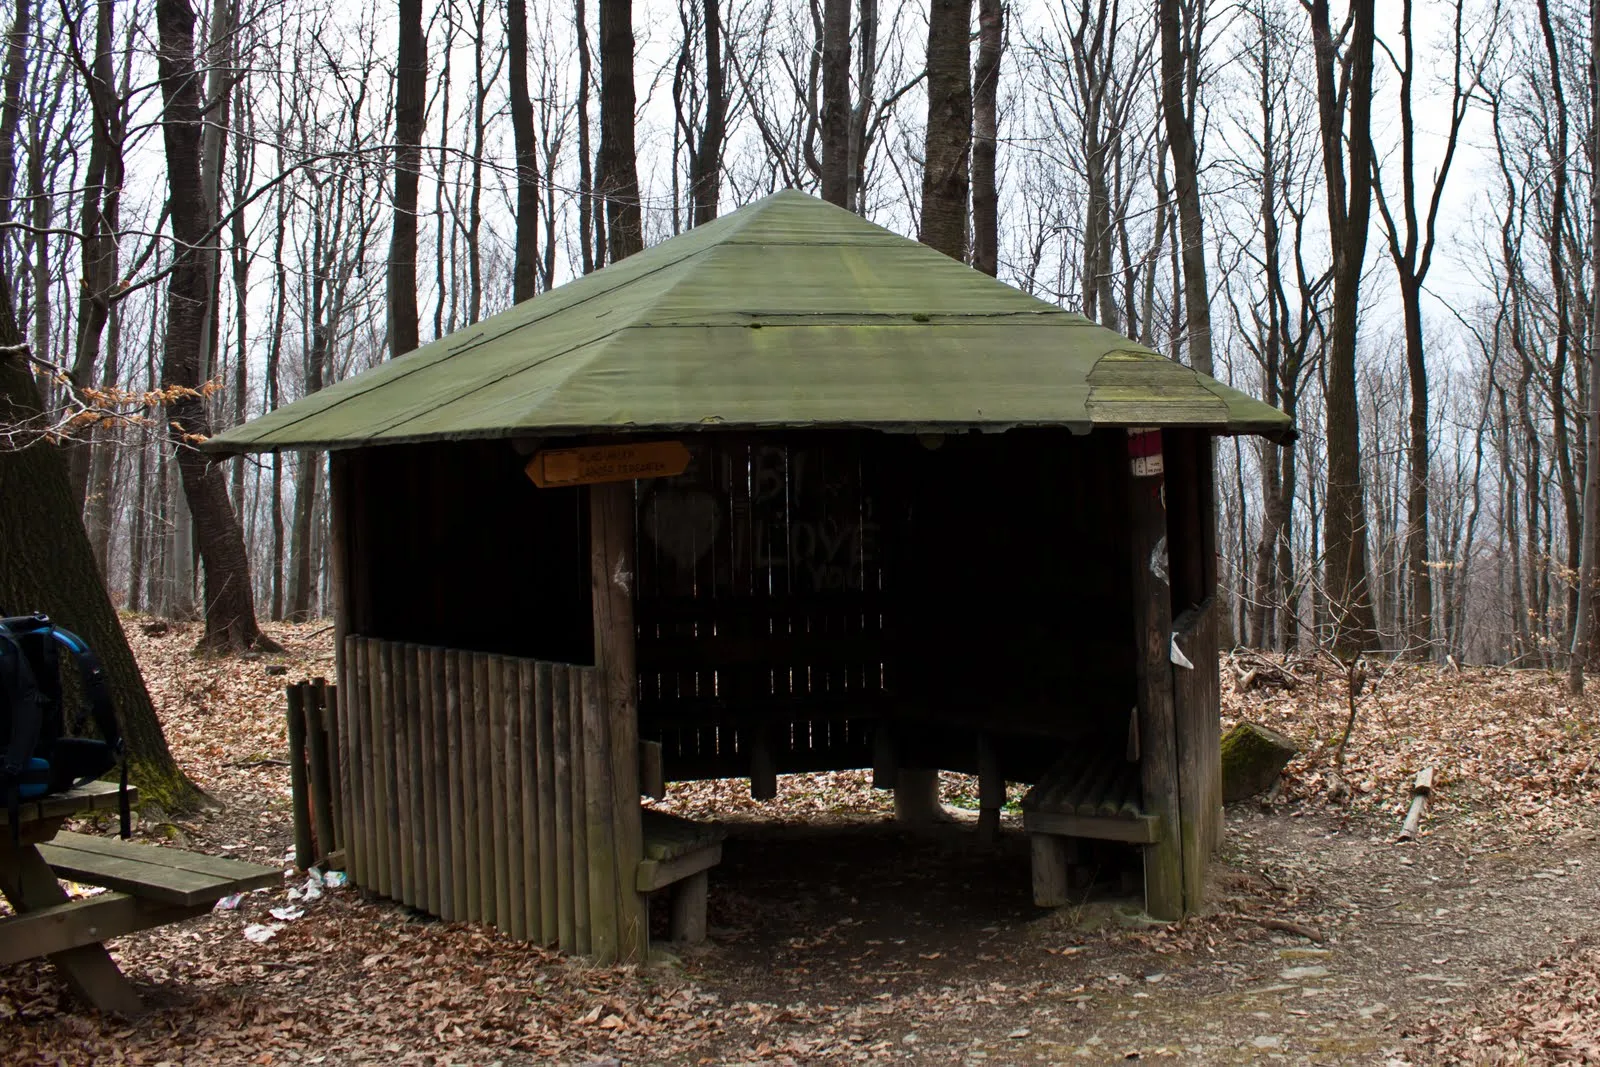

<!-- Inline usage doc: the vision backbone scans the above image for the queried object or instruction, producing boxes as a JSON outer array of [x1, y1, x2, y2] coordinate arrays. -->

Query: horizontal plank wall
[[339, 635, 641, 962]]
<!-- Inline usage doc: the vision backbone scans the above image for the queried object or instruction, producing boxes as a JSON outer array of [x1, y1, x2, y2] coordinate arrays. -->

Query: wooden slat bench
[[1021, 752, 1162, 909], [637, 810, 726, 944], [1, 832, 281, 969]]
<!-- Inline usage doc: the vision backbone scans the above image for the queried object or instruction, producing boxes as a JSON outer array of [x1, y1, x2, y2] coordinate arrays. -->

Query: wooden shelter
[[209, 191, 1292, 962]]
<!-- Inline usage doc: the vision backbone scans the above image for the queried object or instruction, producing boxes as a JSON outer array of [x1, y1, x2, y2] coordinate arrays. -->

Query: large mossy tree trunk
[[0, 0, 198, 811], [0, 356, 202, 813]]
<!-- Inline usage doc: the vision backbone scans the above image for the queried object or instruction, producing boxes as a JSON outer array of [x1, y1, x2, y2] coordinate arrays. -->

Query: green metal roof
[[206, 190, 1292, 454]]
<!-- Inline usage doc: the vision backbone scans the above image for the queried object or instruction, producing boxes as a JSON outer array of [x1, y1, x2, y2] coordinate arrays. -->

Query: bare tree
[[971, 0, 1002, 275], [920, 0, 972, 256], [1308, 0, 1378, 652], [1371, 0, 1482, 659], [1158, 0, 1211, 376], [597, 0, 642, 260], [154, 0, 276, 652], [388, 0, 425, 356]]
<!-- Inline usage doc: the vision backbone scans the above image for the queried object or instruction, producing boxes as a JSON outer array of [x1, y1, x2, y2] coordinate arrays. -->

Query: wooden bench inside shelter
[[1021, 750, 1161, 909], [637, 809, 726, 944]]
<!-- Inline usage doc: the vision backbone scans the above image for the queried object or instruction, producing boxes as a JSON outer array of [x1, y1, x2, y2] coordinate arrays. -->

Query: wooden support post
[[417, 652, 439, 917], [351, 638, 372, 890], [1126, 428, 1185, 921], [339, 642, 360, 882], [669, 870, 709, 943], [328, 453, 352, 715], [1030, 834, 1070, 907], [428, 646, 448, 921], [639, 740, 665, 800], [977, 734, 1003, 844], [517, 659, 541, 942], [488, 655, 511, 932], [535, 661, 558, 946], [308, 679, 339, 865], [398, 644, 418, 908], [443, 649, 466, 923], [748, 727, 777, 801], [553, 664, 578, 952], [871, 724, 897, 790], [375, 640, 396, 900], [568, 668, 591, 954], [498, 654, 523, 939], [893, 768, 944, 825], [286, 685, 313, 870], [590, 479, 648, 963], [473, 653, 495, 925]]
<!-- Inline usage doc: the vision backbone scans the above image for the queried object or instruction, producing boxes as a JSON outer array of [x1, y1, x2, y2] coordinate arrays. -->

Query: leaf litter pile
[[0, 624, 1597, 1064]]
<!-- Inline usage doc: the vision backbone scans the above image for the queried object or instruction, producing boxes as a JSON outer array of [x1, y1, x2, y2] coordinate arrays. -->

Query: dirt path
[[660, 808, 1600, 1065]]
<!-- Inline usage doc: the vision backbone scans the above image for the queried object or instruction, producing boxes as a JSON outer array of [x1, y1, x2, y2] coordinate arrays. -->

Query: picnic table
[[0, 780, 279, 1014]]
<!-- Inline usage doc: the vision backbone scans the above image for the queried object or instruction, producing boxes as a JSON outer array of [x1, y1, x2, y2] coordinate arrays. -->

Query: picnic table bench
[[637, 809, 726, 944], [1, 781, 279, 1014]]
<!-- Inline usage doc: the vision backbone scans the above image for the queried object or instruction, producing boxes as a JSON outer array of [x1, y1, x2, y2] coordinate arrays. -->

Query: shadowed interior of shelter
[[336, 428, 1198, 791]]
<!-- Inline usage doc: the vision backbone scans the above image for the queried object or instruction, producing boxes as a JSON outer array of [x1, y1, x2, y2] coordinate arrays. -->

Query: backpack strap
[[0, 625, 44, 846], [47, 627, 128, 839]]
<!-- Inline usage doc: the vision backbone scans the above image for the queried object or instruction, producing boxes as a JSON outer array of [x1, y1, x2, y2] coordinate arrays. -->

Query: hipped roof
[[205, 189, 1292, 455]]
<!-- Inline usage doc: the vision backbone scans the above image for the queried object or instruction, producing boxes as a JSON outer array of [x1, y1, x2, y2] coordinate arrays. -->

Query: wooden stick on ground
[[1398, 767, 1435, 842]]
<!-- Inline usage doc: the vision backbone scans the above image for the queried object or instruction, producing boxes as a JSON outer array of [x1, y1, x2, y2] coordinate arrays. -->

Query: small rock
[[1251, 1036, 1282, 1049], [1007, 1028, 1031, 1040], [1279, 965, 1329, 980]]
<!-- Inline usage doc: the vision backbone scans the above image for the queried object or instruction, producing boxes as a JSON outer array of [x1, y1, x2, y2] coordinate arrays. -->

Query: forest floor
[[2, 619, 1600, 1065]]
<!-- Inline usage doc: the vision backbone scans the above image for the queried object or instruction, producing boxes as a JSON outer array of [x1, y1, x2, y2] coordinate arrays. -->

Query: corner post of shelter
[[588, 479, 648, 963], [1125, 428, 1185, 921]]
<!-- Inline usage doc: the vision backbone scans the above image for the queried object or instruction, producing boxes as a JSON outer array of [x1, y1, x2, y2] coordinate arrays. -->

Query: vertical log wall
[[338, 635, 646, 962]]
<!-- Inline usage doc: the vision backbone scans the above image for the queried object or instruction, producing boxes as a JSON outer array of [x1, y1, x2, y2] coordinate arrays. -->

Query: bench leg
[[1030, 834, 1071, 907], [0, 845, 144, 1016], [668, 870, 708, 943]]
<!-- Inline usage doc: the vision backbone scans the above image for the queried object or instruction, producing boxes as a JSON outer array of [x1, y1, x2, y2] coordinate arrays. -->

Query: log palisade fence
[[311, 635, 645, 962]]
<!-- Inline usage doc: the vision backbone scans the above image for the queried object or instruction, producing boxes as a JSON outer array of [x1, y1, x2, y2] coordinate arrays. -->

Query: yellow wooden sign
[[526, 441, 691, 488]]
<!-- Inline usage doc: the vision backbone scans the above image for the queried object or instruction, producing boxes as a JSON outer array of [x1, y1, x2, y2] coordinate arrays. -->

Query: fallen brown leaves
[[6, 621, 1600, 1065], [1222, 655, 1600, 840], [1412, 939, 1600, 1064]]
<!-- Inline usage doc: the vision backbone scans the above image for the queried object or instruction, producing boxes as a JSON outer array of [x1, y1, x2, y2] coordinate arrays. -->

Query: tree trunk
[[388, 0, 424, 355], [1309, 0, 1377, 653], [66, 0, 123, 513], [508, 0, 539, 302], [576, 0, 596, 274], [848, 0, 878, 213], [1159, 0, 1212, 377], [690, 0, 724, 225], [1570, 0, 1600, 690], [154, 0, 277, 654], [918, 0, 972, 259], [0, 11, 198, 807], [970, 0, 1001, 276], [819, 0, 850, 207], [597, 0, 641, 262]]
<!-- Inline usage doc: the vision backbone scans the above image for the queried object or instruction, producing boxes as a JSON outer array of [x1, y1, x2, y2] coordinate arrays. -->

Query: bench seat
[[37, 831, 281, 908], [1020, 752, 1162, 909], [637, 810, 726, 944]]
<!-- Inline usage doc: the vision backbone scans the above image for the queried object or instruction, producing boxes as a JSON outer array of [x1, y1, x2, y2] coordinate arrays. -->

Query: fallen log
[[1398, 767, 1435, 841]]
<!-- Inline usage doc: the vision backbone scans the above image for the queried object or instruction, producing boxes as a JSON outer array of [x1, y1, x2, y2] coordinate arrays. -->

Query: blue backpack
[[0, 613, 129, 840]]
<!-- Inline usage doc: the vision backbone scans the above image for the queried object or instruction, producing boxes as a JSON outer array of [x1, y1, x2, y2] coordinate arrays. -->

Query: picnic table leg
[[0, 844, 144, 1016]]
